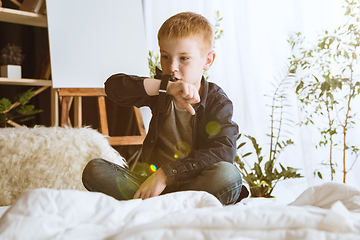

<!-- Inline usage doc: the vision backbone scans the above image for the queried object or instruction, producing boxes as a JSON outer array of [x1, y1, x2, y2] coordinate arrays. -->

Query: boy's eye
[[161, 55, 170, 60], [180, 57, 189, 61]]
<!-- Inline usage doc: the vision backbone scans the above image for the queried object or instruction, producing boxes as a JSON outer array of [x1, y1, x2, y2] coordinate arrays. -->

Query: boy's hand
[[167, 81, 200, 115], [133, 168, 167, 200]]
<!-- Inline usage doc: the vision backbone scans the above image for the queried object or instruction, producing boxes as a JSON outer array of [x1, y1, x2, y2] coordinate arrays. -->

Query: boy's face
[[159, 37, 215, 90]]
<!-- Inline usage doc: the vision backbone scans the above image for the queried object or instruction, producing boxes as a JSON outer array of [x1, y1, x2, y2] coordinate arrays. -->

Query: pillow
[[0, 126, 126, 206]]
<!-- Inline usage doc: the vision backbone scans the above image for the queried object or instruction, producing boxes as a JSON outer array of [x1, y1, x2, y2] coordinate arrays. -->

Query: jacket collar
[[196, 76, 208, 111]]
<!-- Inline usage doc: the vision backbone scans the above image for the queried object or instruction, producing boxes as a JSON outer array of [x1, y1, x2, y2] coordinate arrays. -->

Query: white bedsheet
[[0, 206, 9, 219], [0, 182, 359, 240]]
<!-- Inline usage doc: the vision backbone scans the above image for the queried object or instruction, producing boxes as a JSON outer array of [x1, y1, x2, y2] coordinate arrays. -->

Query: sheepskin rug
[[0, 126, 126, 206]]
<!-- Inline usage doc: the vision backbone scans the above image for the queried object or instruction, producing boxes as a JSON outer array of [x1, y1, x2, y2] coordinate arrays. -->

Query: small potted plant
[[235, 134, 302, 198], [0, 43, 25, 79], [234, 70, 303, 198], [0, 88, 43, 127]]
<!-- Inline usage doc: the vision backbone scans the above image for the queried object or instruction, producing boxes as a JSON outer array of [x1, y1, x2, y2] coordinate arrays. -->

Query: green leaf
[[254, 162, 263, 178], [242, 152, 252, 158], [289, 65, 297, 74], [15, 105, 42, 116], [18, 115, 36, 123], [236, 133, 242, 140], [246, 135, 262, 157], [313, 75, 320, 83], [16, 105, 34, 115], [321, 82, 330, 92], [0, 98, 12, 112], [318, 41, 326, 49], [16, 88, 35, 105], [317, 171, 323, 179], [236, 158, 245, 169], [237, 142, 246, 149], [296, 81, 304, 93], [279, 163, 286, 171], [264, 161, 273, 174], [242, 175, 256, 186], [345, 7, 351, 16]]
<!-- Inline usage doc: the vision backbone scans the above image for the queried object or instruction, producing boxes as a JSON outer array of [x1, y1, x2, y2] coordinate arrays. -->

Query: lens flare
[[174, 141, 191, 159], [115, 163, 149, 200], [149, 164, 157, 172], [116, 171, 138, 200], [206, 121, 221, 136]]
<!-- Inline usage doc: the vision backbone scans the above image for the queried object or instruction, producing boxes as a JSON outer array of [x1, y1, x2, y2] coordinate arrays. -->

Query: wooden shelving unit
[[0, 77, 51, 86], [0, 7, 47, 28], [0, 6, 49, 85], [0, 6, 56, 125]]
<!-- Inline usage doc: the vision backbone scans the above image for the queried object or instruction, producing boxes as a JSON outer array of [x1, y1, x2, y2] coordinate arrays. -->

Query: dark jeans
[[82, 158, 243, 205]]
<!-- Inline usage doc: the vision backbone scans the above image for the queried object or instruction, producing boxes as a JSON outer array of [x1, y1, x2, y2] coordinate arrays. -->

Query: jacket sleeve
[[161, 91, 239, 186], [104, 73, 156, 109]]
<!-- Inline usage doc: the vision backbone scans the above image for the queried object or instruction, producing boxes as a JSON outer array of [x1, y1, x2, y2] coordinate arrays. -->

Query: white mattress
[[0, 182, 359, 240]]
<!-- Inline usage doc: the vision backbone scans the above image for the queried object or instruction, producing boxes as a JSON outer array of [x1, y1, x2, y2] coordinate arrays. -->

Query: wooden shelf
[[0, 7, 47, 28], [0, 77, 51, 86]]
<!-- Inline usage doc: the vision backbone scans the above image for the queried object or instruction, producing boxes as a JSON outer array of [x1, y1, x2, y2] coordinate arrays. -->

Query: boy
[[82, 12, 247, 205]]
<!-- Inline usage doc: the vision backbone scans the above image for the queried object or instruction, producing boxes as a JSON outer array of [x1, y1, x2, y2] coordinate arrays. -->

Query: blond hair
[[157, 12, 214, 55]]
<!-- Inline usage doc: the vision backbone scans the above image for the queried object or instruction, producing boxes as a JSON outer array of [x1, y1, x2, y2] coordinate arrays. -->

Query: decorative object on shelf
[[0, 43, 25, 79], [235, 70, 303, 198], [0, 65, 21, 79]]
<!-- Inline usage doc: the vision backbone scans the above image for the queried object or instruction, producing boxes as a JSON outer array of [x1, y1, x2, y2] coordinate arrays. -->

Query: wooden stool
[[58, 88, 146, 146]]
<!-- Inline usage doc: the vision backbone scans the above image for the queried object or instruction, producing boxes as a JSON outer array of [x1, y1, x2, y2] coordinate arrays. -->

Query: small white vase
[[0, 65, 22, 79]]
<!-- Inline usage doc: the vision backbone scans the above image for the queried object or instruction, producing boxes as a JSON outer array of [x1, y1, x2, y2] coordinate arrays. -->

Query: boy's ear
[[203, 51, 216, 71]]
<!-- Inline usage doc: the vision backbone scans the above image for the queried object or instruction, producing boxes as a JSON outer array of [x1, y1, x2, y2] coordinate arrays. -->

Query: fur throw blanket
[[0, 126, 126, 206]]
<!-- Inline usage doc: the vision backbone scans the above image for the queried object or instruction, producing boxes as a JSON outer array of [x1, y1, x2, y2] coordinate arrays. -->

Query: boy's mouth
[[171, 76, 180, 82], [168, 74, 180, 82]]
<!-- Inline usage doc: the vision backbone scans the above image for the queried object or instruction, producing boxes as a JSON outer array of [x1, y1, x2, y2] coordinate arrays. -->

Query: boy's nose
[[170, 60, 179, 72]]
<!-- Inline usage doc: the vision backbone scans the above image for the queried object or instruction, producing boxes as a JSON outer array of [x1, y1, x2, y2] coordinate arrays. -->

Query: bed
[[0, 181, 359, 240]]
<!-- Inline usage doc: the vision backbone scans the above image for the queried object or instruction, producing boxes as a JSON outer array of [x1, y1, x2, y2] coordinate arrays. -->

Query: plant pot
[[0, 65, 22, 79], [249, 185, 269, 197]]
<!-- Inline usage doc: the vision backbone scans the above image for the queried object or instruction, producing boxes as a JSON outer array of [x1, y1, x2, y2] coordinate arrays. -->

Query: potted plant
[[234, 71, 303, 198], [0, 43, 25, 79], [0, 88, 42, 127], [288, 0, 360, 183]]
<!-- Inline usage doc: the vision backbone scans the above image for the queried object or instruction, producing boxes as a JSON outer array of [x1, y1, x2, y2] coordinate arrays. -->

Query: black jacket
[[105, 73, 239, 187]]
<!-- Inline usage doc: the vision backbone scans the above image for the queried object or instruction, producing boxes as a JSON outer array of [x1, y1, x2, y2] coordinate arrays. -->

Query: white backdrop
[[142, 0, 360, 202], [46, 0, 149, 88]]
